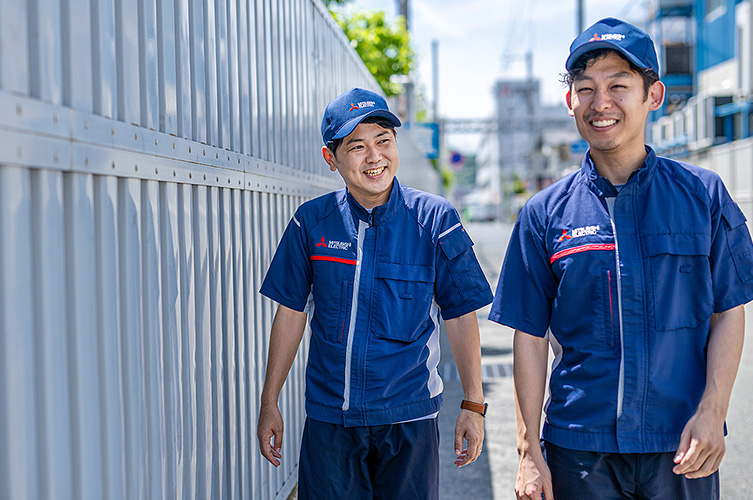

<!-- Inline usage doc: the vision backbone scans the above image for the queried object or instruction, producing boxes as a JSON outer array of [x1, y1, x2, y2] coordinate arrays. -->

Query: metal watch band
[[460, 399, 488, 417]]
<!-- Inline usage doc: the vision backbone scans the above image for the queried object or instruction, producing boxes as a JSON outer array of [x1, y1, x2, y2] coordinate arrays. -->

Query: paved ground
[[437, 222, 516, 499]]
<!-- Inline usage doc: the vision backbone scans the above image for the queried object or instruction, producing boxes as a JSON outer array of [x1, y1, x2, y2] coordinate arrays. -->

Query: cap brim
[[566, 40, 650, 72], [330, 109, 402, 142]]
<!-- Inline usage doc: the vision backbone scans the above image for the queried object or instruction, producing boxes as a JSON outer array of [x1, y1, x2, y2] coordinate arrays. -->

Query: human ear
[[322, 146, 337, 172], [648, 81, 665, 111], [566, 89, 575, 117]]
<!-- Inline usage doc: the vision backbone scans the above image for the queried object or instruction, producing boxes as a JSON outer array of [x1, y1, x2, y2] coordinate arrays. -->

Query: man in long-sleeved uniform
[[257, 88, 493, 499], [490, 18, 753, 500]]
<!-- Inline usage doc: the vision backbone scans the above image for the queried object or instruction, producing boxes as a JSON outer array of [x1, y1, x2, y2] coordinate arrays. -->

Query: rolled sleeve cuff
[[440, 288, 493, 320]]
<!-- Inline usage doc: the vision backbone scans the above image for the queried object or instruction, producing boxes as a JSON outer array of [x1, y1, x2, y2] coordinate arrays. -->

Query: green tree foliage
[[332, 10, 415, 96]]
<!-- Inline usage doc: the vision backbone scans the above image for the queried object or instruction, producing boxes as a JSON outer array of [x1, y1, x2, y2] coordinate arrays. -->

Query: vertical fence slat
[[29, 0, 63, 104], [248, 0, 260, 158], [0, 0, 29, 93], [141, 180, 165, 500], [203, 0, 218, 146], [118, 177, 146, 499], [254, 0, 268, 160], [235, 188, 250, 500], [214, 0, 230, 150], [63, 0, 93, 111], [188, 0, 206, 142], [0, 167, 39, 500], [157, 0, 178, 135], [24, 171, 72, 500], [177, 183, 197, 499], [64, 173, 104, 500], [139, 0, 159, 129], [94, 175, 125, 500], [30, 170, 73, 500], [174, 0, 191, 138], [160, 182, 181, 500], [251, 190, 265, 500], [269, 0, 280, 166], [207, 186, 225, 499], [236, 0, 250, 156], [227, 0, 240, 152], [192, 184, 211, 500], [115, 0, 141, 123], [220, 187, 238, 500], [91, 0, 118, 118]]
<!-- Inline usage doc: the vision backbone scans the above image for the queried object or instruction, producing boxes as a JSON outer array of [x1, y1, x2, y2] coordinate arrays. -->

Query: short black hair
[[325, 116, 397, 157], [561, 48, 659, 101]]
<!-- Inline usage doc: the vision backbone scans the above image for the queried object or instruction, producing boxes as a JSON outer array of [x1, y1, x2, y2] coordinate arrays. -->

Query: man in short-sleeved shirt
[[489, 18, 753, 500], [257, 88, 493, 500]]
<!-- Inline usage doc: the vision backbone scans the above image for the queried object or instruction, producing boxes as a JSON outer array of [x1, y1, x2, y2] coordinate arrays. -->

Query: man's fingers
[[454, 427, 464, 457], [468, 435, 483, 462], [524, 482, 541, 498], [674, 425, 693, 462], [260, 442, 282, 467], [543, 480, 555, 500], [673, 437, 698, 473], [273, 431, 283, 452], [683, 446, 724, 479]]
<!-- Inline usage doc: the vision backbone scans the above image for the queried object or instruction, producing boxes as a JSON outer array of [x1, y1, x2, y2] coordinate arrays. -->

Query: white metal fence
[[0, 1, 380, 499]]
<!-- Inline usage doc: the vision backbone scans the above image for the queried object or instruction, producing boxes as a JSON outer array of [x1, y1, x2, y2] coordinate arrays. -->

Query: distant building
[[470, 78, 580, 219], [647, 0, 753, 219]]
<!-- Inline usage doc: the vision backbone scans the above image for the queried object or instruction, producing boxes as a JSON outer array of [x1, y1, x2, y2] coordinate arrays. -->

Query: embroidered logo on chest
[[315, 237, 352, 251], [559, 225, 601, 241]]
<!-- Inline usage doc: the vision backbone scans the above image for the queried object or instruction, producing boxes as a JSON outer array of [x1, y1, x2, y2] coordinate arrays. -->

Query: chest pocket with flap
[[373, 262, 434, 342], [643, 233, 713, 331]]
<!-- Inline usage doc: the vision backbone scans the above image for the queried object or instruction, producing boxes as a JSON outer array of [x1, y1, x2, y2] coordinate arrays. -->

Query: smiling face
[[322, 122, 399, 209], [567, 51, 664, 168]]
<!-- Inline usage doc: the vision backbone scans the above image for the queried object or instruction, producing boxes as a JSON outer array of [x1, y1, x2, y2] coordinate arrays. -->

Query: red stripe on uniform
[[310, 255, 358, 265], [550, 243, 615, 264]]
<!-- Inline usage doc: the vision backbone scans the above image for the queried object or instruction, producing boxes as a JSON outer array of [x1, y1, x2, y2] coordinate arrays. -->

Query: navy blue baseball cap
[[321, 88, 402, 145], [566, 17, 659, 74]]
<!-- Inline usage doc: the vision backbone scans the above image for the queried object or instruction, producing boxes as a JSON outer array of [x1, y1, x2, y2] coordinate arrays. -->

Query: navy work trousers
[[545, 441, 720, 500], [298, 417, 439, 500]]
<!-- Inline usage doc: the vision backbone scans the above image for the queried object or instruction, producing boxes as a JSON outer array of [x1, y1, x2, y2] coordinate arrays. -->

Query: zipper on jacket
[[606, 197, 626, 419], [342, 219, 368, 412]]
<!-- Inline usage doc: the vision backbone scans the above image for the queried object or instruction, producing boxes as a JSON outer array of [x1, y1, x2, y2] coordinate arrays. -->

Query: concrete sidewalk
[[437, 222, 517, 499]]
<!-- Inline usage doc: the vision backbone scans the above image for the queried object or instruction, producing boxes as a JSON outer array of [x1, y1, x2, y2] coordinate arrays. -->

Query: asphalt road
[[436, 221, 753, 499]]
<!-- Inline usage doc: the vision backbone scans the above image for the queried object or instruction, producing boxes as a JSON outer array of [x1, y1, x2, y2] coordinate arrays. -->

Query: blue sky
[[340, 0, 648, 151]]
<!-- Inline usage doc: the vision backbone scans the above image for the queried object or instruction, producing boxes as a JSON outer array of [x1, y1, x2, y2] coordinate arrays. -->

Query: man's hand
[[673, 305, 744, 479], [672, 405, 726, 478], [256, 305, 308, 468], [515, 450, 554, 500], [454, 409, 484, 467], [257, 402, 284, 467]]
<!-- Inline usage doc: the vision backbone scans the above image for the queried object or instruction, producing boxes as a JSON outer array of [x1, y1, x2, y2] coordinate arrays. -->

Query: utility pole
[[432, 39, 439, 121], [577, 0, 585, 35], [396, 0, 414, 125], [396, 0, 410, 30]]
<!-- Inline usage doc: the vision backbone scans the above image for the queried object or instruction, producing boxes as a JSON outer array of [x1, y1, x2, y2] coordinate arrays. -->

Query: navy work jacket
[[262, 178, 492, 427], [490, 148, 753, 453]]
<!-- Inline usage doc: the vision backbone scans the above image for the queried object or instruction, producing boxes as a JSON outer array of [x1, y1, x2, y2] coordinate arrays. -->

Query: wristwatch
[[460, 399, 488, 417]]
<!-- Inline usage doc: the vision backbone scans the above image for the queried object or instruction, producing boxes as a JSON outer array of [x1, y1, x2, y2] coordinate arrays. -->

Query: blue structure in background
[[647, 0, 752, 155]]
